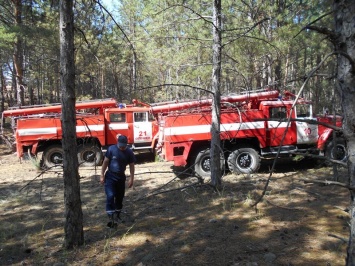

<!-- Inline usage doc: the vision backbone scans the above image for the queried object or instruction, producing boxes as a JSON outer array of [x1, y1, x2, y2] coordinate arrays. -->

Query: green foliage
[[0, 26, 15, 50], [0, 0, 339, 111]]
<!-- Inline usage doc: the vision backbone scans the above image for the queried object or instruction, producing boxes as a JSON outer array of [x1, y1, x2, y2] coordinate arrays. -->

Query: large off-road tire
[[42, 145, 64, 168], [324, 137, 347, 165], [227, 147, 260, 174], [191, 148, 225, 177], [77, 144, 103, 167]]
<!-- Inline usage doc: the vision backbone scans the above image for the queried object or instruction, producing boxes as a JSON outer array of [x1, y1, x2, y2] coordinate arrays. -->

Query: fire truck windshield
[[296, 104, 312, 118]]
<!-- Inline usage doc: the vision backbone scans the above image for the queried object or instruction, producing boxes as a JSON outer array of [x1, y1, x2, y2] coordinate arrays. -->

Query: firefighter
[[100, 135, 136, 228]]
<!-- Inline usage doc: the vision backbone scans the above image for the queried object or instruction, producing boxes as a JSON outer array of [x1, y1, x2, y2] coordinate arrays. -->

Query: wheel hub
[[332, 145, 346, 161], [51, 153, 63, 164], [202, 158, 211, 172], [83, 151, 95, 162], [238, 153, 252, 168]]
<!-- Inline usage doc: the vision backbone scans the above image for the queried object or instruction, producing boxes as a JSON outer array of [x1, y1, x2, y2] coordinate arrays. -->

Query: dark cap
[[117, 135, 128, 148]]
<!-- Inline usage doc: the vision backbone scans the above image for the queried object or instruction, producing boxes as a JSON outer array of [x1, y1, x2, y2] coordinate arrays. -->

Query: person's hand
[[100, 174, 105, 185], [128, 178, 134, 188]]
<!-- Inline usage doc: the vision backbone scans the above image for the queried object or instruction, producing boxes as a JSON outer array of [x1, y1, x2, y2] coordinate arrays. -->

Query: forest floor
[[0, 137, 351, 266]]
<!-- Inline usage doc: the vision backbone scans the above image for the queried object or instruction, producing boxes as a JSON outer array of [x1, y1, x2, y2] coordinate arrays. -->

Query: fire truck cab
[[104, 106, 157, 151]]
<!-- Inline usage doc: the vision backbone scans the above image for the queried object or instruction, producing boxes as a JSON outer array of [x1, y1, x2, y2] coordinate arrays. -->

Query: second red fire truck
[[150, 90, 345, 176]]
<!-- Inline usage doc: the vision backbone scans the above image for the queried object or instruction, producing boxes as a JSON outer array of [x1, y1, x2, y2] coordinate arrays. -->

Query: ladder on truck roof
[[148, 90, 280, 114], [2, 98, 118, 118], [7, 98, 116, 110]]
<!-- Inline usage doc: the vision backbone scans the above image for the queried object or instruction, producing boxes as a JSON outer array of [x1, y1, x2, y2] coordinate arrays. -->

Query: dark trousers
[[104, 171, 126, 215]]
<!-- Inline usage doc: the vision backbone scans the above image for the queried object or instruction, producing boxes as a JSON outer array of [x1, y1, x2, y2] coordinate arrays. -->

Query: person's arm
[[128, 162, 135, 188], [100, 157, 110, 185]]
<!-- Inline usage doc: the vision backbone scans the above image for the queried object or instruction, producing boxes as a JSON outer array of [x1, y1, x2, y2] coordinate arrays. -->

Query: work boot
[[115, 210, 125, 223], [107, 213, 117, 228]]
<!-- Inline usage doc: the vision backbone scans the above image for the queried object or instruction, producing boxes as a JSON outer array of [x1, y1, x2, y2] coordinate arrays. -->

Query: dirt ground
[[0, 140, 350, 266]]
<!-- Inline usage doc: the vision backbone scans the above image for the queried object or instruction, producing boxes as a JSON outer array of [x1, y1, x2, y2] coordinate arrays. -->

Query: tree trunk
[[210, 0, 222, 188], [132, 50, 137, 98], [59, 0, 84, 249], [333, 0, 355, 264], [12, 0, 25, 106], [0, 65, 5, 119]]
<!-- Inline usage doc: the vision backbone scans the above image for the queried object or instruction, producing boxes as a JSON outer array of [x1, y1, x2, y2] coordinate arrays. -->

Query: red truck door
[[266, 106, 295, 147], [132, 111, 155, 149], [106, 110, 131, 146]]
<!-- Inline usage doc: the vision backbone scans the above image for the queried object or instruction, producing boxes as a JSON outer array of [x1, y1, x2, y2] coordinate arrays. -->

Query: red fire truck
[[2, 90, 344, 174], [1, 99, 159, 168], [150, 90, 345, 176]]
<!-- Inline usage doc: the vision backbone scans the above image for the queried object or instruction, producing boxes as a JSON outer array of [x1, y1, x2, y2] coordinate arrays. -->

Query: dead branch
[[305, 25, 337, 43], [19, 165, 63, 191], [134, 163, 204, 201], [328, 233, 348, 244], [137, 83, 213, 95], [290, 151, 347, 167], [224, 17, 270, 33], [335, 205, 349, 213], [294, 10, 334, 39], [153, 4, 213, 27], [135, 181, 205, 201], [264, 198, 303, 211], [224, 35, 280, 54], [291, 186, 324, 198], [297, 178, 352, 190], [94, 0, 135, 53]]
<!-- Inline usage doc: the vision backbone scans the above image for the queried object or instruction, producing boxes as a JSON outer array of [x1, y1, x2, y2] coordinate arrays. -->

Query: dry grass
[[0, 141, 350, 266]]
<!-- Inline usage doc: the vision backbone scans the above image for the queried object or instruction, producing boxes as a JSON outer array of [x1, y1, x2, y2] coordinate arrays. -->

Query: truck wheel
[[77, 144, 103, 167], [227, 148, 260, 174], [192, 148, 225, 177], [42, 145, 64, 168], [325, 138, 347, 163]]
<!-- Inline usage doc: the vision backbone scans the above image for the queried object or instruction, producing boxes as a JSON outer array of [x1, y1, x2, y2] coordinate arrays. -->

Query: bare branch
[[264, 198, 303, 211], [290, 151, 347, 167], [223, 34, 281, 54], [154, 4, 213, 27], [295, 10, 355, 73], [75, 27, 90, 45], [328, 233, 348, 243], [136, 181, 205, 201], [298, 178, 351, 190], [93, 0, 137, 58], [294, 10, 334, 39], [135, 169, 204, 201], [137, 83, 213, 95], [19, 165, 63, 192], [224, 17, 270, 32], [0, 1, 15, 26], [305, 25, 338, 43]]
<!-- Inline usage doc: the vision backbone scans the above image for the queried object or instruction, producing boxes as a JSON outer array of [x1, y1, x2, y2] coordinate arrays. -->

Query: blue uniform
[[106, 145, 135, 176], [104, 145, 136, 216]]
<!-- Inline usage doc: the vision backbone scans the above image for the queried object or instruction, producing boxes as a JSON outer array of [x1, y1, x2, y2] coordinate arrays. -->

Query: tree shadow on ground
[[0, 152, 349, 266]]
